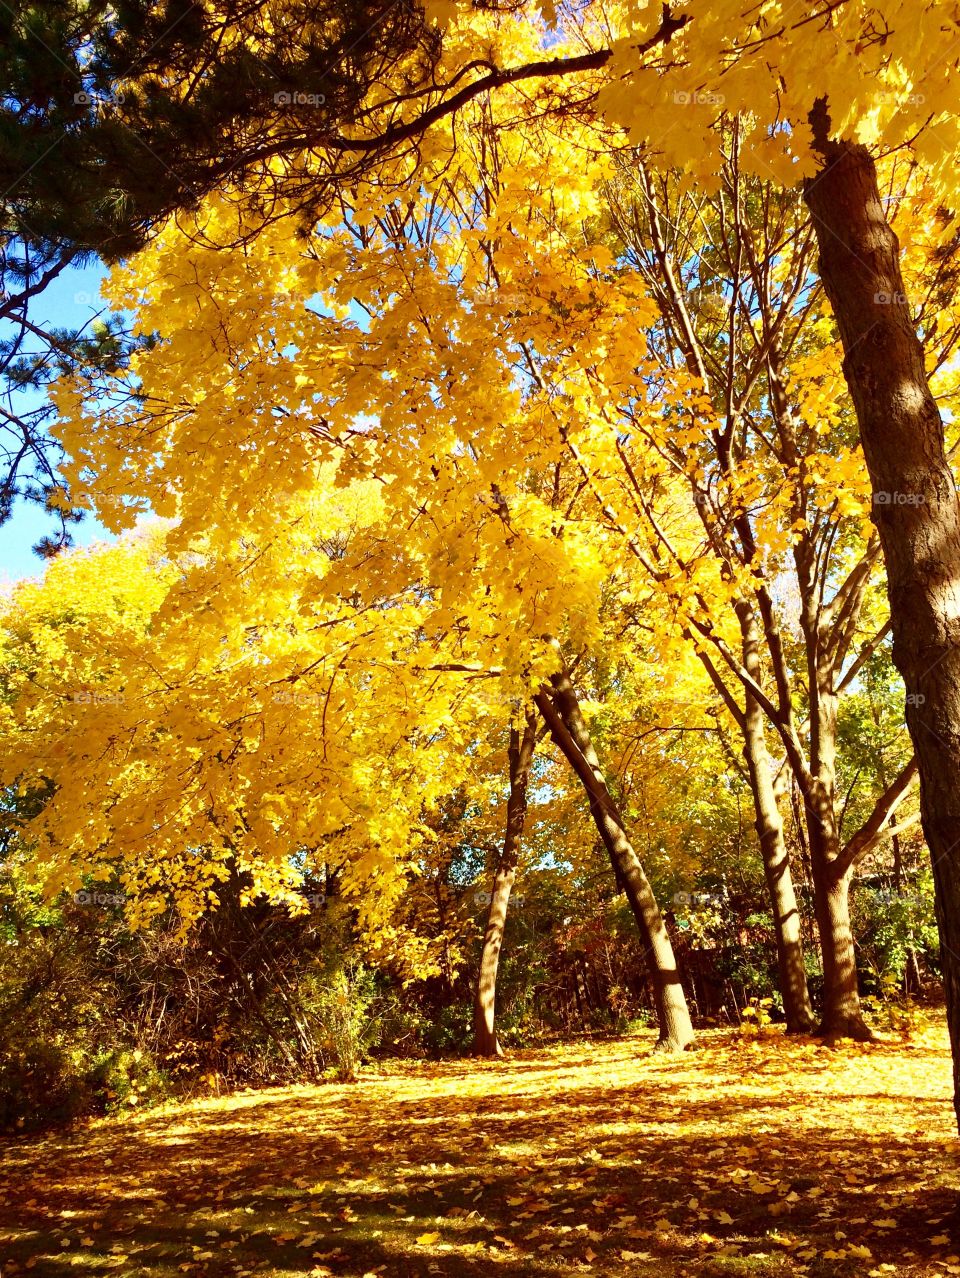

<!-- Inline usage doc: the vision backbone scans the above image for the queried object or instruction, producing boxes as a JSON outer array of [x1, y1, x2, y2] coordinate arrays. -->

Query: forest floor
[[1, 1023, 959, 1278]]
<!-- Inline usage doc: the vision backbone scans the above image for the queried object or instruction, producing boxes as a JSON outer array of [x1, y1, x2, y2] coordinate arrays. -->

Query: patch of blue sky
[[0, 257, 116, 582]]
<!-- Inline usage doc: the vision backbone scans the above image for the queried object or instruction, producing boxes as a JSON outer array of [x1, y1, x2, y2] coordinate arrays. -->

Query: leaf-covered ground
[[2, 1025, 960, 1278]]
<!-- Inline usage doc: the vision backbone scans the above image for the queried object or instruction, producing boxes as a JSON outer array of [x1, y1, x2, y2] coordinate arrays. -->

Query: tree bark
[[808, 852, 867, 1040], [805, 107, 960, 1112], [472, 711, 537, 1057], [738, 604, 816, 1032], [741, 695, 816, 1032], [790, 533, 874, 1038], [534, 666, 695, 1051]]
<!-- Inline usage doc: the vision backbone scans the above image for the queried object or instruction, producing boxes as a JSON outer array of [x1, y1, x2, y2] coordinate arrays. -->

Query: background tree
[[472, 710, 539, 1057]]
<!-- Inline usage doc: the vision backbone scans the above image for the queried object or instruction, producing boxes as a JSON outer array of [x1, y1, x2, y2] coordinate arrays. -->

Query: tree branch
[[836, 756, 918, 877]]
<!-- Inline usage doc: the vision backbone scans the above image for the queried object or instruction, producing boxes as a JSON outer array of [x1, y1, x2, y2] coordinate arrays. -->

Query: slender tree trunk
[[805, 113, 960, 1110], [472, 712, 537, 1057], [572, 969, 585, 1027], [891, 822, 904, 894], [534, 667, 695, 1051], [472, 865, 515, 1057], [910, 948, 923, 996], [742, 701, 815, 1032], [738, 605, 815, 1031]]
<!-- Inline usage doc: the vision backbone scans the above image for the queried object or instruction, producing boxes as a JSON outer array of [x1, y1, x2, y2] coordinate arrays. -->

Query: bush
[[0, 1043, 170, 1132], [421, 1002, 473, 1056], [853, 873, 940, 991], [86, 1048, 169, 1114], [621, 1010, 656, 1036], [0, 1043, 93, 1131], [314, 964, 382, 1081]]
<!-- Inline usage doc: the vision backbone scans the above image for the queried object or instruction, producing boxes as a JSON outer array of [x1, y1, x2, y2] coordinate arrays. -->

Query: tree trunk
[[805, 112, 960, 1108], [801, 777, 873, 1041], [741, 699, 816, 1032], [738, 604, 816, 1032], [810, 859, 869, 1039], [472, 711, 537, 1057], [534, 667, 695, 1051]]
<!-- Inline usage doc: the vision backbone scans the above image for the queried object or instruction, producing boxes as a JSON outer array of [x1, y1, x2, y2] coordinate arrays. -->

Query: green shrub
[[853, 873, 939, 989], [0, 1043, 93, 1131], [314, 965, 382, 1081], [621, 1009, 656, 1036], [87, 1048, 169, 1114]]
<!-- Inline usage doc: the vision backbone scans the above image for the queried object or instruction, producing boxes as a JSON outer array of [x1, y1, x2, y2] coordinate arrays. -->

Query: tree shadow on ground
[[1, 1028, 958, 1277]]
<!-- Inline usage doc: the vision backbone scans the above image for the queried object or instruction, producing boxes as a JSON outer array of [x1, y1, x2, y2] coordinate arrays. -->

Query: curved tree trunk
[[472, 711, 537, 1057], [805, 111, 960, 1093], [534, 665, 694, 1052]]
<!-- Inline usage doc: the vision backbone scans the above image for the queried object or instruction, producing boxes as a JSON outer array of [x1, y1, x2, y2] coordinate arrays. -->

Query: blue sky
[[0, 259, 117, 586]]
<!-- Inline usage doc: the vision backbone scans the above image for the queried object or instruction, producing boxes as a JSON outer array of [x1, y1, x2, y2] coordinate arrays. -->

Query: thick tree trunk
[[802, 781, 872, 1040], [535, 667, 695, 1051], [809, 858, 870, 1040], [472, 712, 537, 1057], [741, 698, 816, 1032], [805, 114, 960, 1093]]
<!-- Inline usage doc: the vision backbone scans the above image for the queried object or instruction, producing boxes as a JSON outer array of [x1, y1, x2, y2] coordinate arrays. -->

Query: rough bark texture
[[805, 109, 960, 1111], [809, 861, 866, 1040], [535, 668, 694, 1051], [472, 712, 537, 1057]]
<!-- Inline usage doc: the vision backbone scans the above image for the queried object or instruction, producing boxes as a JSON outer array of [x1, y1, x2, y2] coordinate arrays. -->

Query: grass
[[1, 1023, 960, 1277]]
